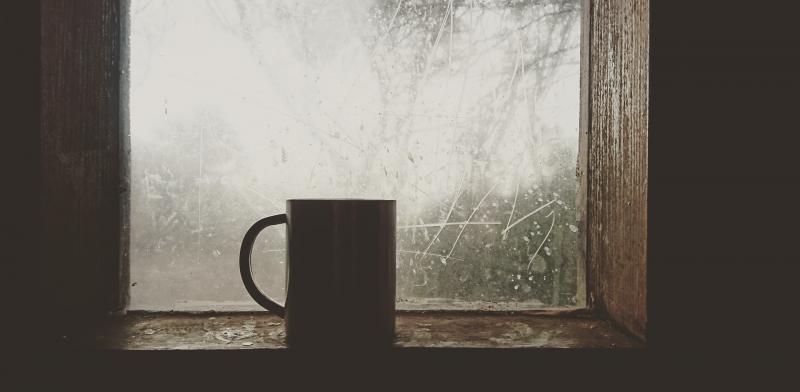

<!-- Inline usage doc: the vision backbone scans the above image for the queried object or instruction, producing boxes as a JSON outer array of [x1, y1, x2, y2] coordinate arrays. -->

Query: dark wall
[[3, 1, 42, 351], [649, 0, 799, 369]]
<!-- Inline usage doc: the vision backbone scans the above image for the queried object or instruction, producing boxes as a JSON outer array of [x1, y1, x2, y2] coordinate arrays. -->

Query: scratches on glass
[[130, 0, 582, 310]]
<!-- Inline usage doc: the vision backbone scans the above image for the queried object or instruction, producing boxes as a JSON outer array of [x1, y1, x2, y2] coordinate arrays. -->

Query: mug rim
[[287, 198, 395, 202]]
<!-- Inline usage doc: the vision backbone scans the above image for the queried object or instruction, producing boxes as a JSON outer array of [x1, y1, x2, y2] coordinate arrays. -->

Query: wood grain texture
[[40, 0, 126, 320], [586, 0, 648, 340], [82, 313, 642, 350]]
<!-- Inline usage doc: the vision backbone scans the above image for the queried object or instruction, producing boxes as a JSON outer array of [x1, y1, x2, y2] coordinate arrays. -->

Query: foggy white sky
[[131, 0, 579, 213], [129, 0, 581, 309]]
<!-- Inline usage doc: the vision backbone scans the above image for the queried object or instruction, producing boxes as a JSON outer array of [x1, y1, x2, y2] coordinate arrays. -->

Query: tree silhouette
[[129, 0, 582, 308]]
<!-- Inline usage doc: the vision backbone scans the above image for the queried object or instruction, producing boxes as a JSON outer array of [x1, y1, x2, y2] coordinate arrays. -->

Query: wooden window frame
[[39, 0, 647, 346]]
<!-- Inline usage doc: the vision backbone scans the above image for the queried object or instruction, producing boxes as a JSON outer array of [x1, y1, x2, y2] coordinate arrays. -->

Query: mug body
[[285, 199, 396, 349]]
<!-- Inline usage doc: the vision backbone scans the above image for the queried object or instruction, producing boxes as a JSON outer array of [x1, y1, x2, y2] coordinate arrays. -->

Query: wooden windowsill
[[76, 312, 644, 350]]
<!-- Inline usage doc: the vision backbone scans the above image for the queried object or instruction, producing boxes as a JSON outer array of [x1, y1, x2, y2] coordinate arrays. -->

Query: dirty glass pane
[[129, 0, 582, 310]]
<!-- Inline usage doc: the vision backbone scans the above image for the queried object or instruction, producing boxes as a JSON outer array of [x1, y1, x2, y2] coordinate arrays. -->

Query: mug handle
[[239, 214, 287, 317]]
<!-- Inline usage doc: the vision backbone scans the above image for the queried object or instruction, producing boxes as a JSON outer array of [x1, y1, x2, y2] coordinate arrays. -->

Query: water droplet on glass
[[531, 256, 547, 273]]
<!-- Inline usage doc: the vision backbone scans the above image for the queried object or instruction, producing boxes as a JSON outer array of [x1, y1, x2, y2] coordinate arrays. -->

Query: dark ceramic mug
[[240, 199, 396, 349]]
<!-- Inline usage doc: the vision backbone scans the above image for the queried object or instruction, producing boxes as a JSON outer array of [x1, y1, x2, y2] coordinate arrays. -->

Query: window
[[128, 0, 584, 311], [38, 0, 647, 346]]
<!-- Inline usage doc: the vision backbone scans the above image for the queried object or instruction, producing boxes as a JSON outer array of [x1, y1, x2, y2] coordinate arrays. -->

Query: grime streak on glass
[[129, 0, 582, 311]]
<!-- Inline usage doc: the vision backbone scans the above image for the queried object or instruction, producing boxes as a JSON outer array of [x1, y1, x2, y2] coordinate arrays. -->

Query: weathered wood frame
[[582, 0, 649, 340], [40, 0, 129, 322], [39, 0, 647, 341]]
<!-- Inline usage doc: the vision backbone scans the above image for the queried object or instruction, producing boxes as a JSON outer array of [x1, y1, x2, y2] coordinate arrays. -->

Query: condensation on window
[[129, 0, 582, 311]]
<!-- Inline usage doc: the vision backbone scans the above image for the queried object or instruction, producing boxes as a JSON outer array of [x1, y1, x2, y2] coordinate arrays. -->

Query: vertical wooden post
[[586, 0, 649, 340], [40, 0, 128, 324]]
